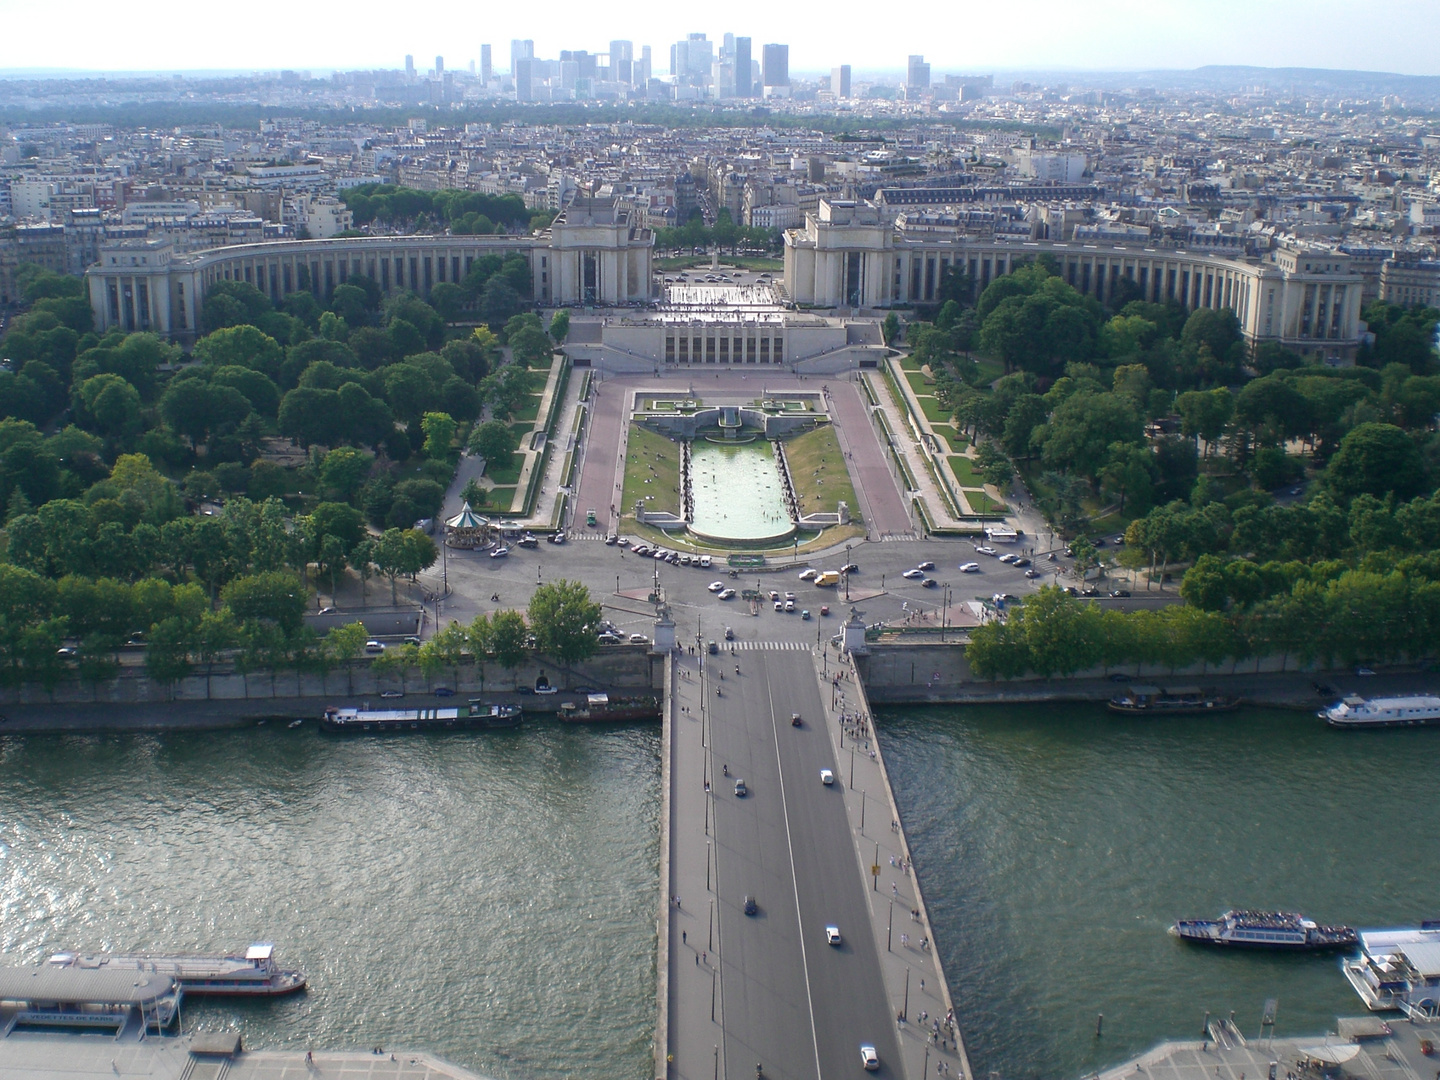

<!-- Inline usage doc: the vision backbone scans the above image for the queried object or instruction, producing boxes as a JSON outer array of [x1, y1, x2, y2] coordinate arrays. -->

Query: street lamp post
[[844, 542, 852, 601]]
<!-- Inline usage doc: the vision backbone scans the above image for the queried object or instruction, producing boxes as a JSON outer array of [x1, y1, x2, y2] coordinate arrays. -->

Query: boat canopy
[[1398, 941, 1440, 977], [245, 944, 274, 961], [1297, 1044, 1361, 1065]]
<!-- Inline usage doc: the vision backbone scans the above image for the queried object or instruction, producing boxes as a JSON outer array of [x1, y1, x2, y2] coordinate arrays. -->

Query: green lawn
[[485, 451, 526, 486], [897, 356, 923, 372], [974, 358, 1005, 385], [511, 394, 543, 425], [785, 425, 860, 520], [916, 395, 952, 425], [621, 425, 681, 518], [904, 371, 933, 394], [949, 455, 981, 486], [483, 485, 518, 511], [966, 490, 1008, 515], [932, 425, 965, 453]]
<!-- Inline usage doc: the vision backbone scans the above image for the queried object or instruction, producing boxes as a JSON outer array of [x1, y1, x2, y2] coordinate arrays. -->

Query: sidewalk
[[811, 642, 972, 1080], [862, 369, 977, 535]]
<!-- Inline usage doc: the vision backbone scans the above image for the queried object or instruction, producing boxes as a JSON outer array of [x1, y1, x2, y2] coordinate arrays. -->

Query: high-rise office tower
[[480, 44, 492, 82], [435, 55, 444, 76], [639, 45, 652, 85], [722, 33, 735, 62], [610, 40, 633, 85], [515, 57, 534, 100], [405, 54, 414, 80], [762, 44, 789, 89], [907, 54, 931, 90], [832, 64, 851, 98], [686, 33, 712, 82], [510, 39, 534, 73], [733, 37, 751, 96]]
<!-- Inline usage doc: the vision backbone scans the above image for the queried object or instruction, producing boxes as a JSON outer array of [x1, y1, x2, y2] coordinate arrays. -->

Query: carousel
[[444, 501, 490, 549]]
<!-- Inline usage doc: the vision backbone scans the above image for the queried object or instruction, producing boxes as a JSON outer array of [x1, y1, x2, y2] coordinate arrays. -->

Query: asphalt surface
[[706, 648, 901, 1080]]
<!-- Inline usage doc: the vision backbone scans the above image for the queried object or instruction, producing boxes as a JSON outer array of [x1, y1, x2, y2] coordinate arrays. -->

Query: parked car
[[433, 687, 455, 697], [784, 599, 795, 611], [535, 684, 559, 695], [1109, 589, 1132, 598], [365, 640, 386, 653], [769, 590, 780, 601], [380, 689, 405, 698], [318, 606, 337, 615], [699, 555, 712, 568]]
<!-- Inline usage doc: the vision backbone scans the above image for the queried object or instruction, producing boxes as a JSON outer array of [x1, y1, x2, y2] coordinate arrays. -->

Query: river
[[0, 723, 660, 1080], [876, 703, 1440, 1080]]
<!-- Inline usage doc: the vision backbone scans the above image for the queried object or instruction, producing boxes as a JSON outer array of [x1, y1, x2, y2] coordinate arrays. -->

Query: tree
[[220, 571, 308, 633], [325, 622, 370, 689], [1099, 442, 1157, 514], [159, 379, 254, 449], [1326, 422, 1428, 503], [1034, 391, 1143, 483], [528, 580, 602, 666], [509, 325, 552, 368], [470, 419, 518, 464], [75, 374, 142, 437], [194, 325, 284, 382], [1175, 387, 1233, 454], [490, 608, 529, 681], [881, 312, 901, 346], [421, 412, 457, 460], [548, 310, 570, 343]]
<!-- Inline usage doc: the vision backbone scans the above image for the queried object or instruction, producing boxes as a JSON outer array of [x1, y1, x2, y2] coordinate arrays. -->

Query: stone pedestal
[[841, 609, 868, 655], [651, 615, 676, 654]]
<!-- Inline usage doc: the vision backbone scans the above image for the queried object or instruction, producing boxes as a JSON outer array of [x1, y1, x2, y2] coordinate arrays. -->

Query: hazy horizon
[[1, 0, 1439, 80]]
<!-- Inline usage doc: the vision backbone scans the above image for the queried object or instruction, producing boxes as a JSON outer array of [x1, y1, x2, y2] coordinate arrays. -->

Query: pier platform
[[0, 1034, 494, 1080]]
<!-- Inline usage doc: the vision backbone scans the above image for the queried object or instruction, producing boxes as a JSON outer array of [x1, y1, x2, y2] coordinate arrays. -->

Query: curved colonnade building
[[784, 200, 1365, 364], [84, 199, 653, 344]]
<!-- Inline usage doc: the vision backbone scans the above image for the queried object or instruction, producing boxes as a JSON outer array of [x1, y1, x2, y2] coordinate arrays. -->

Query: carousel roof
[[446, 501, 488, 530]]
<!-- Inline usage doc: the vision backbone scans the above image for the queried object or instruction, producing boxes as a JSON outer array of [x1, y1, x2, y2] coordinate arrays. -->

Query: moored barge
[[322, 700, 522, 733], [1170, 910, 1357, 950], [1110, 684, 1240, 715], [48, 943, 306, 996]]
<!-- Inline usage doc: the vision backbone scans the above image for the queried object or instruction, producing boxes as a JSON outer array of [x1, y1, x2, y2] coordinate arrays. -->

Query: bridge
[[660, 640, 969, 1080]]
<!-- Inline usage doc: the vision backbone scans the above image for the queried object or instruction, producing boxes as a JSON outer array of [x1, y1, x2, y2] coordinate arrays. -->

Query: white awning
[[1297, 1044, 1361, 1065]]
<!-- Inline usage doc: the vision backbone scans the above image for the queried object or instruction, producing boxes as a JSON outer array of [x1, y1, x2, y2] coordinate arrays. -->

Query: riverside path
[[662, 640, 961, 1080]]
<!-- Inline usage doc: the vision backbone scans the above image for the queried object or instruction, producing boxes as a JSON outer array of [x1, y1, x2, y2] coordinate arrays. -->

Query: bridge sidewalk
[[811, 643, 973, 1080], [661, 646, 727, 1080]]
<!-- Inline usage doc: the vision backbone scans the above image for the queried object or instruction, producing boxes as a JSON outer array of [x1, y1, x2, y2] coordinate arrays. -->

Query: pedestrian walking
[[682, 931, 687, 944]]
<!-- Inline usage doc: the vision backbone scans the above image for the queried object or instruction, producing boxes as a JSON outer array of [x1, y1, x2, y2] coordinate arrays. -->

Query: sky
[[2, 0, 1440, 78]]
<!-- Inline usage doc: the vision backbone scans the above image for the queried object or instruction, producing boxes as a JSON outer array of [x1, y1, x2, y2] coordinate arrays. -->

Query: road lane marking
[[765, 658, 824, 1080]]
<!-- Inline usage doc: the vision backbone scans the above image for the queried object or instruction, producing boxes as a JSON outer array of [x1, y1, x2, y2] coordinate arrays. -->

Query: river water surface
[[877, 703, 1440, 1080], [0, 724, 660, 1080]]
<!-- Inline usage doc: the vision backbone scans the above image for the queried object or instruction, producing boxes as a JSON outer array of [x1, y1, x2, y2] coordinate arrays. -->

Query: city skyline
[[4, 0, 1440, 78]]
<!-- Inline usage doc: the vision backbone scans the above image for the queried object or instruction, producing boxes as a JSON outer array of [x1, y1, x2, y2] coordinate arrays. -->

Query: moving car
[[801, 609, 811, 619], [1108, 589, 1131, 598], [1013, 557, 1031, 567], [733, 778, 748, 797], [597, 632, 623, 644], [784, 591, 796, 601], [724, 626, 734, 640], [629, 633, 649, 644], [535, 684, 558, 695], [839, 563, 859, 575], [719, 588, 736, 600], [959, 562, 980, 573], [548, 532, 565, 544], [489, 546, 509, 558], [1025, 569, 1042, 578], [365, 640, 386, 653], [860, 1045, 879, 1071], [604, 535, 618, 546], [784, 599, 795, 612], [902, 569, 925, 580], [380, 689, 405, 699], [517, 535, 539, 549], [433, 687, 455, 697], [825, 926, 841, 946], [974, 545, 998, 556], [820, 605, 830, 616], [744, 896, 757, 916], [798, 568, 817, 580], [921, 579, 937, 588], [820, 768, 834, 785], [708, 581, 726, 592], [917, 560, 936, 571], [708, 640, 718, 654], [774, 600, 783, 611], [791, 712, 802, 726]]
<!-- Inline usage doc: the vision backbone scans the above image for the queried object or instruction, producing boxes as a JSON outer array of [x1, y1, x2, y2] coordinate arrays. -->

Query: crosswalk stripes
[[727, 641, 815, 651], [879, 533, 920, 541]]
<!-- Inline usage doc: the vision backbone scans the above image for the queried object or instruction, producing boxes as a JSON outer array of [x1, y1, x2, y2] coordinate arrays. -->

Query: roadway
[[677, 646, 902, 1080]]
